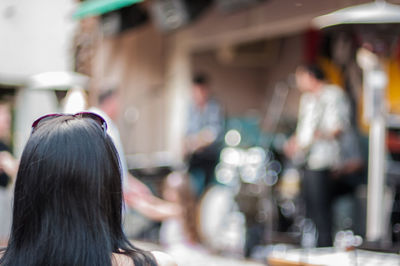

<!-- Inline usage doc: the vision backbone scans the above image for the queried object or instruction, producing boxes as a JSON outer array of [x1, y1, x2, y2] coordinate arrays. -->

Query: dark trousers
[[188, 151, 219, 198], [302, 168, 333, 247]]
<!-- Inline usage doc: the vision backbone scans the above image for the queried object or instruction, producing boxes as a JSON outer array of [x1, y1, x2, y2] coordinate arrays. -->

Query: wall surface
[[91, 24, 168, 155], [0, 0, 77, 83], [191, 34, 303, 121]]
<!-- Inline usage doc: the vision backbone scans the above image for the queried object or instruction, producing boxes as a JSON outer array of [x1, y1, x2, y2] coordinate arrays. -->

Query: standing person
[[160, 171, 201, 248], [0, 102, 17, 187], [185, 73, 224, 197], [159, 171, 208, 265], [284, 64, 351, 247], [0, 112, 175, 266], [90, 89, 179, 220], [0, 102, 18, 244]]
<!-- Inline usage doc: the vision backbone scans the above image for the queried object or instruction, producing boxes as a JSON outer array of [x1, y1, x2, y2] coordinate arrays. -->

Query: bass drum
[[197, 185, 246, 254]]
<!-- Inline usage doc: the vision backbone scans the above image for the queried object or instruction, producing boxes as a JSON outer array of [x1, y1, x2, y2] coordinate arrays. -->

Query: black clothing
[[302, 168, 333, 247], [0, 141, 10, 187]]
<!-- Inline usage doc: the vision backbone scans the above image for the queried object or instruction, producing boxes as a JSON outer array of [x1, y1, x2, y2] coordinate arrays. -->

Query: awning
[[73, 0, 143, 19], [312, 1, 400, 29], [26, 71, 89, 90]]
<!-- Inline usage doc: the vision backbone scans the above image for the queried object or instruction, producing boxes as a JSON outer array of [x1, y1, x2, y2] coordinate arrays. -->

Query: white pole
[[357, 48, 388, 242], [366, 109, 386, 241], [365, 68, 387, 241]]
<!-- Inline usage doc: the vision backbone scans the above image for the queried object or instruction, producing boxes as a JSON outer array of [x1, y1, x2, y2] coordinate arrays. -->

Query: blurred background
[[2, 0, 400, 265]]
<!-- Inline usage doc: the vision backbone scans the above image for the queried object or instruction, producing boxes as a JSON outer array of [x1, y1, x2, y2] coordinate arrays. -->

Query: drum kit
[[197, 125, 305, 256]]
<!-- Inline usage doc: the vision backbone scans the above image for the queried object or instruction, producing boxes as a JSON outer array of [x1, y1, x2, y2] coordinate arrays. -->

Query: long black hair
[[0, 115, 157, 266]]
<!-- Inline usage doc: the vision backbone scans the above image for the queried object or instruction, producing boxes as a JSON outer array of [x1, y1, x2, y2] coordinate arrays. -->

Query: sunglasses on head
[[31, 112, 108, 136]]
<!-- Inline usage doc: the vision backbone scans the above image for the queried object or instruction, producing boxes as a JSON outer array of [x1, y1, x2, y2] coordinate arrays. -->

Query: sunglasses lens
[[77, 112, 108, 133], [31, 112, 108, 136], [31, 114, 62, 131]]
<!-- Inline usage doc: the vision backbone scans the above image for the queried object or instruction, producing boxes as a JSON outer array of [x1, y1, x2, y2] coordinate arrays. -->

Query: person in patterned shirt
[[285, 64, 352, 247]]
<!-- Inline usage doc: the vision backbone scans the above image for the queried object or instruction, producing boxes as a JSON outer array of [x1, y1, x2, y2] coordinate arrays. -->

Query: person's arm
[[185, 128, 217, 154], [124, 174, 181, 221], [285, 93, 316, 159], [283, 135, 298, 159], [0, 151, 18, 181], [125, 193, 182, 221], [185, 100, 223, 154]]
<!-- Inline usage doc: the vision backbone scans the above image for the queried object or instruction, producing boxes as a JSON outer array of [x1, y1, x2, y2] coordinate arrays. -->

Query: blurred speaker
[[100, 4, 148, 36], [151, 0, 212, 32], [216, 0, 266, 12]]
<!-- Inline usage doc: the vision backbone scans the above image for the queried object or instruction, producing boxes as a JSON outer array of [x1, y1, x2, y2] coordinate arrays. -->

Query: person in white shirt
[[285, 64, 351, 247]]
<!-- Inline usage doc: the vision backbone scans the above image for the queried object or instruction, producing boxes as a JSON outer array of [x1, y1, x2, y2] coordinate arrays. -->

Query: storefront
[[73, 0, 400, 260]]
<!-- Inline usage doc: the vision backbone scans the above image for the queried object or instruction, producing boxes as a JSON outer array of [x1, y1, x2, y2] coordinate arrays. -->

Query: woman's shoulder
[[112, 251, 176, 266], [112, 253, 134, 266]]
